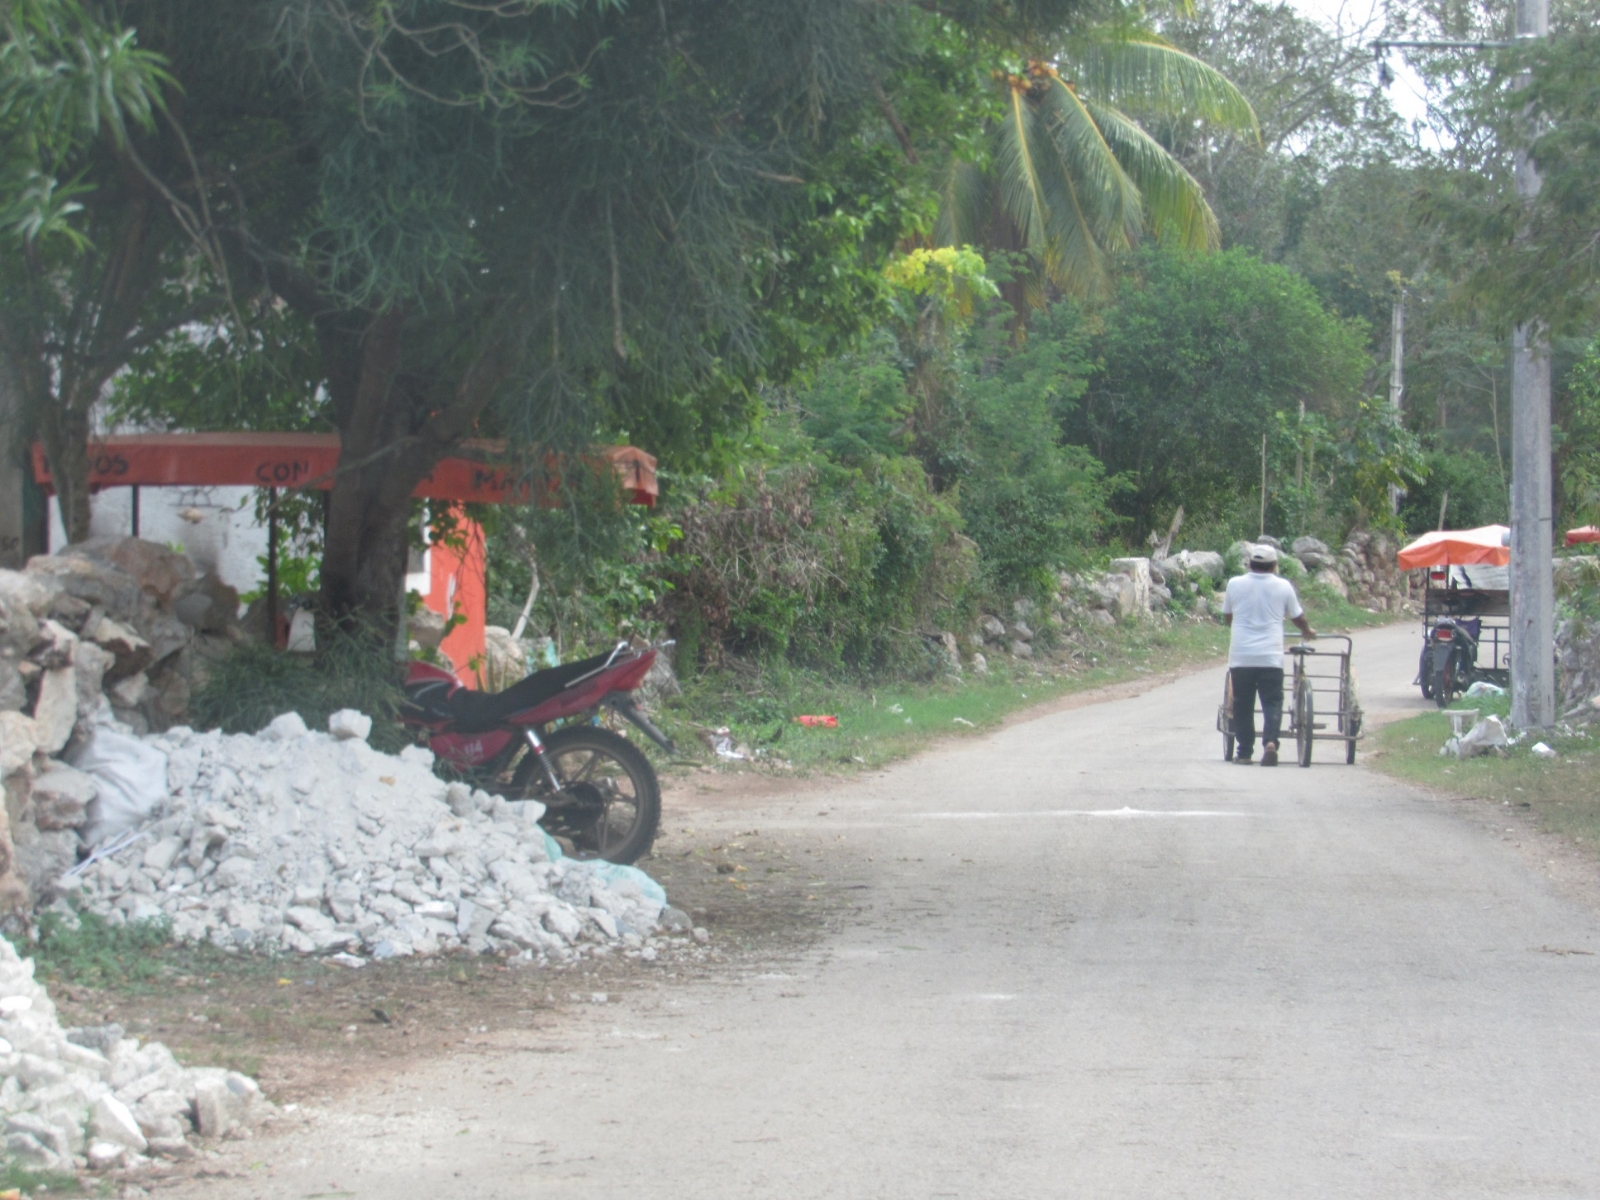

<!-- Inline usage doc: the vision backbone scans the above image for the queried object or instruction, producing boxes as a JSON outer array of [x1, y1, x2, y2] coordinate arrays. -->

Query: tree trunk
[[313, 309, 521, 645], [38, 397, 93, 544]]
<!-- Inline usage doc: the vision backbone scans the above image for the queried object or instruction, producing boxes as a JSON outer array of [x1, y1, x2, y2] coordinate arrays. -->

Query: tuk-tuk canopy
[[1396, 525, 1511, 570], [1567, 526, 1600, 545]]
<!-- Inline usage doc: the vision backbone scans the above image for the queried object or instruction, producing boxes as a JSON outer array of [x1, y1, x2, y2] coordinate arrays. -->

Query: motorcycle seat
[[424, 651, 618, 733]]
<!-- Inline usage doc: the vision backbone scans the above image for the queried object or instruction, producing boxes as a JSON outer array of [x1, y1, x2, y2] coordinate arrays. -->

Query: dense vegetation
[[5, 0, 1600, 687]]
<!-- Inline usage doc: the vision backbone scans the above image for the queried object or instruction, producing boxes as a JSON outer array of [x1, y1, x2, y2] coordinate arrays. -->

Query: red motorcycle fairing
[[431, 728, 515, 767]]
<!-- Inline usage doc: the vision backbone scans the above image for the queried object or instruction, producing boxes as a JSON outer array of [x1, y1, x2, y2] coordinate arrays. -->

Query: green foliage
[[1333, 397, 1427, 534], [187, 627, 409, 752], [939, 29, 1255, 308], [1561, 341, 1600, 528], [1399, 449, 1508, 536], [936, 302, 1107, 595], [1072, 246, 1372, 535], [30, 908, 170, 989], [658, 448, 975, 677], [1416, 30, 1600, 337], [0, 0, 171, 247], [107, 304, 329, 434]]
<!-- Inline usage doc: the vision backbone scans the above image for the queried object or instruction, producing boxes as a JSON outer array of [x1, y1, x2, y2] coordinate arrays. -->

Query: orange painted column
[[424, 512, 487, 682]]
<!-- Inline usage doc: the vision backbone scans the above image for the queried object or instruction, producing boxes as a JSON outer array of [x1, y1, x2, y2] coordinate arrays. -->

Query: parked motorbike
[[1426, 616, 1480, 709], [401, 643, 675, 864]]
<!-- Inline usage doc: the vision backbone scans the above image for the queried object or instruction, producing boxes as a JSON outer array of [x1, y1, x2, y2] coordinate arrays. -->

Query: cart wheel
[[1295, 677, 1314, 767], [1419, 646, 1434, 700], [1221, 673, 1235, 761]]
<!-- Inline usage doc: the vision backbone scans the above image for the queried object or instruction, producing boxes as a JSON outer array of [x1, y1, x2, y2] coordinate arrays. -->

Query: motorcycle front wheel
[[512, 726, 661, 864]]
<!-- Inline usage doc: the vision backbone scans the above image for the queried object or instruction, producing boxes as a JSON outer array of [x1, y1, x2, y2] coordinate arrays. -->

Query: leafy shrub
[[188, 625, 409, 751], [659, 449, 975, 675]]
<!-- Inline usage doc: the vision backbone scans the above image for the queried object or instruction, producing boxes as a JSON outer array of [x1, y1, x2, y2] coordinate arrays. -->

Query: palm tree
[[939, 29, 1257, 312]]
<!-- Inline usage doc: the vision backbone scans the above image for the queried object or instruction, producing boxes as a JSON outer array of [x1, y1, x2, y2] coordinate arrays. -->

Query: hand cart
[[1216, 634, 1362, 766]]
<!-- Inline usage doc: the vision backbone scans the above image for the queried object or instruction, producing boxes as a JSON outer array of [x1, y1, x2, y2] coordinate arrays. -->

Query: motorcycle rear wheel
[[511, 727, 661, 864], [1433, 653, 1459, 710]]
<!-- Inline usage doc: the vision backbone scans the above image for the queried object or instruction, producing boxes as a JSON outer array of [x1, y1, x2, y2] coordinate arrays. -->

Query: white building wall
[[47, 485, 270, 596]]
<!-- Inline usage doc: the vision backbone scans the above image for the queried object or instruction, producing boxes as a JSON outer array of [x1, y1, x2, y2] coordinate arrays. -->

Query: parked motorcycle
[[1427, 616, 1480, 709], [401, 643, 675, 864]]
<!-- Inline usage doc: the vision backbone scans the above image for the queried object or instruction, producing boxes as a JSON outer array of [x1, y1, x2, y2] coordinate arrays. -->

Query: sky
[[1287, 0, 1439, 129]]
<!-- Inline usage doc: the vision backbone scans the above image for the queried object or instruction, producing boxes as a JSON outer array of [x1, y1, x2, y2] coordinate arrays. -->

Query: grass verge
[[1368, 699, 1600, 850]]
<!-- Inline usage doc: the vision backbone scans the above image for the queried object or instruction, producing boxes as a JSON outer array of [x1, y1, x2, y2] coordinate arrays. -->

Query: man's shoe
[[1233, 754, 1254, 764], [1261, 743, 1279, 767]]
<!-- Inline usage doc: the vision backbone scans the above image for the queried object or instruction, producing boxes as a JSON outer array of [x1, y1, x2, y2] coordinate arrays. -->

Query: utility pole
[[1509, 0, 1554, 730], [1373, 5, 1553, 727], [1387, 283, 1406, 516]]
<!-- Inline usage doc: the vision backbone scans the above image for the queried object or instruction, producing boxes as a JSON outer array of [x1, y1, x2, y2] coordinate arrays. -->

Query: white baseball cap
[[1249, 544, 1279, 566]]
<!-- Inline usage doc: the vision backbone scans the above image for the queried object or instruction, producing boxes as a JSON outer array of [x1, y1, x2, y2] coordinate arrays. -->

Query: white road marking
[[918, 807, 1251, 820]]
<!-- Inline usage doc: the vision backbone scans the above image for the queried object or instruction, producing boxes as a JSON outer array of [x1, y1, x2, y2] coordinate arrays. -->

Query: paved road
[[187, 623, 1600, 1198]]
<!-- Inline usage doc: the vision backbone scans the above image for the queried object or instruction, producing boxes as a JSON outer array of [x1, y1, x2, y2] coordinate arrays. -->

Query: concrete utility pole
[[1509, 0, 1554, 729], [1387, 286, 1405, 516]]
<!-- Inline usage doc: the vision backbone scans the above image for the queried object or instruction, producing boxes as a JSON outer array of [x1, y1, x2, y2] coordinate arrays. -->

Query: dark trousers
[[1231, 667, 1284, 758]]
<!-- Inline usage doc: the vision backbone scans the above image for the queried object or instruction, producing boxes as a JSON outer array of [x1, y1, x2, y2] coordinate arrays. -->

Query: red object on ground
[[30, 434, 658, 506], [1566, 526, 1600, 545], [794, 715, 840, 728], [1396, 525, 1512, 570]]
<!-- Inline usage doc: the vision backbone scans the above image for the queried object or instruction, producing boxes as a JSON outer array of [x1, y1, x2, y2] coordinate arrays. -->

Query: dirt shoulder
[[1365, 708, 1600, 915]]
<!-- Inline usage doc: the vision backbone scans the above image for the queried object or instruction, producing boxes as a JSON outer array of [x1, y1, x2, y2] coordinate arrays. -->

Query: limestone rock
[[31, 667, 77, 754], [90, 1093, 148, 1151], [1164, 549, 1225, 583], [1108, 557, 1153, 616], [1312, 568, 1348, 600], [0, 568, 58, 620], [408, 607, 447, 650], [978, 614, 1006, 642], [26, 551, 145, 625], [71, 537, 196, 608], [29, 764, 97, 831], [85, 616, 152, 680], [13, 829, 80, 895], [328, 709, 372, 741], [0, 711, 39, 776], [28, 618, 78, 670], [0, 664, 24, 714]]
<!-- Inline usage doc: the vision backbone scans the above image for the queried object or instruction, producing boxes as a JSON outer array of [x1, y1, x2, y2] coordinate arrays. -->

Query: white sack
[[69, 713, 168, 845]]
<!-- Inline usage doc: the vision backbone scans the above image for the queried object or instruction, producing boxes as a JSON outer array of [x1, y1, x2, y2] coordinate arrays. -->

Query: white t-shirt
[[1222, 571, 1304, 668]]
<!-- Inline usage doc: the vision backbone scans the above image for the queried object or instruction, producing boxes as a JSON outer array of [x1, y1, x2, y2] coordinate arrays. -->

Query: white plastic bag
[[1457, 714, 1509, 759], [68, 712, 168, 846]]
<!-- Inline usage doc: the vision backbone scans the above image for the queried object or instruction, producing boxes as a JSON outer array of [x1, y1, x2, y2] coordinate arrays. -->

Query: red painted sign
[[31, 434, 658, 507]]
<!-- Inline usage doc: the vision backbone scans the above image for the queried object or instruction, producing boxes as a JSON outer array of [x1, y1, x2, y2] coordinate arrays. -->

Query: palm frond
[[935, 159, 989, 249], [1038, 73, 1141, 248], [1067, 34, 1258, 138], [1085, 98, 1219, 251], [994, 84, 1056, 257]]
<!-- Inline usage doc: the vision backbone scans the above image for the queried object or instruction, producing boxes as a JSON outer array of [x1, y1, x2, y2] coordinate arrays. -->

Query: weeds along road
[[179, 622, 1600, 1199]]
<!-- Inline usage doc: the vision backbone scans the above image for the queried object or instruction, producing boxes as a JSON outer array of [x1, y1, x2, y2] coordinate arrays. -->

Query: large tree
[[0, 0, 207, 542]]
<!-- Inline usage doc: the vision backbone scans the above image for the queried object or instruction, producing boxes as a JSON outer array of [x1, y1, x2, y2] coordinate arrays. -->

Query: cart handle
[[1287, 633, 1352, 654]]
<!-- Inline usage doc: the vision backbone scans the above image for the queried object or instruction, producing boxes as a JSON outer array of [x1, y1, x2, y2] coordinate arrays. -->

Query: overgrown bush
[[659, 448, 975, 676], [188, 626, 409, 751]]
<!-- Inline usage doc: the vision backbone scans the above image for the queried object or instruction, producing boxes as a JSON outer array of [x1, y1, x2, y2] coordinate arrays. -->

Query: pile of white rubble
[[0, 933, 268, 1173], [57, 710, 677, 965]]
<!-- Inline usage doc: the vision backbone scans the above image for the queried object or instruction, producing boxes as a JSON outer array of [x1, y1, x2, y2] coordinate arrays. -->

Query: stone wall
[[0, 539, 238, 905]]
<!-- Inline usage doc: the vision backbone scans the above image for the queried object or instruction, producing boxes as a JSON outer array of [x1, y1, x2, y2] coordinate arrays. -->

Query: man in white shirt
[[1222, 545, 1315, 766]]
